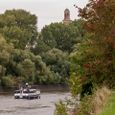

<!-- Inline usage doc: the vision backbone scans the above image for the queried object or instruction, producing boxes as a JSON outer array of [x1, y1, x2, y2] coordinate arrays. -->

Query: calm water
[[0, 92, 70, 115]]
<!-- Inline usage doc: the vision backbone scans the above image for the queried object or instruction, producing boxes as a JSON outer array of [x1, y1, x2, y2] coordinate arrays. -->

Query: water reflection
[[0, 92, 70, 115]]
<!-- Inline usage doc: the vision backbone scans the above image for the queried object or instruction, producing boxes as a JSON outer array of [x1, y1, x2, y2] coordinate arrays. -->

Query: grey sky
[[0, 0, 88, 31]]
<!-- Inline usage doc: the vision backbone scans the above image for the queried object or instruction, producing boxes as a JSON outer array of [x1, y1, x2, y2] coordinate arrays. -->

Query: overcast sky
[[0, 0, 88, 31]]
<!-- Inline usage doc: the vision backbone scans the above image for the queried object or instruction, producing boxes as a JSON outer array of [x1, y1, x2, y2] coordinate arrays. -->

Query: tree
[[32, 33, 51, 55], [0, 9, 38, 49], [0, 34, 14, 64], [69, 0, 115, 97], [32, 20, 85, 54], [17, 59, 35, 83], [42, 48, 70, 83]]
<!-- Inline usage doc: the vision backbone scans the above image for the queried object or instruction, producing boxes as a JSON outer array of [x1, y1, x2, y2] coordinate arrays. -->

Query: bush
[[1, 75, 16, 88], [74, 95, 93, 115], [55, 101, 67, 115]]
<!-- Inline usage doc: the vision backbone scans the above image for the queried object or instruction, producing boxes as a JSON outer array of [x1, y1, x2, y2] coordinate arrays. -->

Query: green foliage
[[0, 9, 38, 49], [75, 95, 93, 115], [11, 49, 53, 84], [55, 101, 67, 115], [32, 34, 51, 55], [32, 19, 85, 54], [32, 20, 85, 85], [17, 59, 36, 82], [68, 74, 82, 97], [0, 35, 14, 65], [42, 48, 70, 84], [0, 65, 6, 77], [0, 34, 55, 86], [1, 75, 16, 88], [0, 9, 86, 88]]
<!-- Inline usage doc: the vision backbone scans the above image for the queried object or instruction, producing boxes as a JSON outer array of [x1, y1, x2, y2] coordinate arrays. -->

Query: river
[[0, 92, 70, 115]]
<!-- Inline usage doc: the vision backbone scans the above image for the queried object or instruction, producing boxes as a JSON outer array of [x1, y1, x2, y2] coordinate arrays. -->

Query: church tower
[[63, 8, 71, 25]]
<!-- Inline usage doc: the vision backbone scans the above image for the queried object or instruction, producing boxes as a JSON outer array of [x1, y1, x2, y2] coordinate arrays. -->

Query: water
[[0, 92, 70, 115]]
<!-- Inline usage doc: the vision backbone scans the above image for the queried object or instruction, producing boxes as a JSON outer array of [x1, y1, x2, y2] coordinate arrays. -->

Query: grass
[[100, 91, 115, 115], [73, 87, 111, 115]]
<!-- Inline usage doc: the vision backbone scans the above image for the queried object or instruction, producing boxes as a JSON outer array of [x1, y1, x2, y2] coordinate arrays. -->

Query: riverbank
[[99, 90, 115, 115], [0, 84, 69, 95], [69, 87, 111, 115]]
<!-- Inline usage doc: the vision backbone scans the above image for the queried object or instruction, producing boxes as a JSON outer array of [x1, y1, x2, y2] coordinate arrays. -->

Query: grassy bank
[[100, 91, 115, 115]]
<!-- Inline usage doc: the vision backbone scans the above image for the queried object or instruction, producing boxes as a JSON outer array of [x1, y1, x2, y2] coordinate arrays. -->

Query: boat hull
[[14, 89, 40, 99]]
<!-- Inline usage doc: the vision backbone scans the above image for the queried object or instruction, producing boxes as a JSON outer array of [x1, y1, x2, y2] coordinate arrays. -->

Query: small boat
[[14, 84, 40, 99]]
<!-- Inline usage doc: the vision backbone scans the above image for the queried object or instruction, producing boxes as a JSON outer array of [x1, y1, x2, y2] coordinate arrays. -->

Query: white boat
[[14, 88, 40, 99]]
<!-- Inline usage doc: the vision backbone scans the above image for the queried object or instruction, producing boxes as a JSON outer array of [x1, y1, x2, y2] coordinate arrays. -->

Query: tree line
[[0, 9, 85, 88]]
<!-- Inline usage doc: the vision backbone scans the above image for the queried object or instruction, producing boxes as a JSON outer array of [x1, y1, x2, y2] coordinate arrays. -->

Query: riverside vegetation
[[55, 0, 115, 115]]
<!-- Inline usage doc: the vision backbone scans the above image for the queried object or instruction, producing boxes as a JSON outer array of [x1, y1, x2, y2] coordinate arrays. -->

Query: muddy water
[[0, 92, 70, 115]]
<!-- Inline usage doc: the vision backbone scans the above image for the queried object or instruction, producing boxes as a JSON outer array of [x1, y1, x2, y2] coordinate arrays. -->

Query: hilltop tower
[[63, 8, 71, 25]]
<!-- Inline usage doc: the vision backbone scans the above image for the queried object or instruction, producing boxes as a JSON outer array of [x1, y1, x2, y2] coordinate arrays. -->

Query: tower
[[63, 8, 71, 25]]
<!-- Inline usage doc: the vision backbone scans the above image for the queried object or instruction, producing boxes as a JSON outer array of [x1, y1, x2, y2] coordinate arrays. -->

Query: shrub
[[55, 101, 67, 115], [1, 75, 16, 88]]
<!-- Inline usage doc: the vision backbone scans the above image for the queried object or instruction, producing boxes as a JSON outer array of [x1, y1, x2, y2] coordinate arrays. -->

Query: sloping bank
[[55, 86, 112, 115], [73, 86, 111, 115], [99, 91, 115, 115]]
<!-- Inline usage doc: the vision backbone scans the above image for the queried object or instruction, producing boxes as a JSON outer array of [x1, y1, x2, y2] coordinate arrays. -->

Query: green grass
[[100, 91, 115, 115]]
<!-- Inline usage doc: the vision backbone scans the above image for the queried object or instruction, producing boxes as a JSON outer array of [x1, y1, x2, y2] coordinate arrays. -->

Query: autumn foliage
[[70, 0, 115, 97]]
